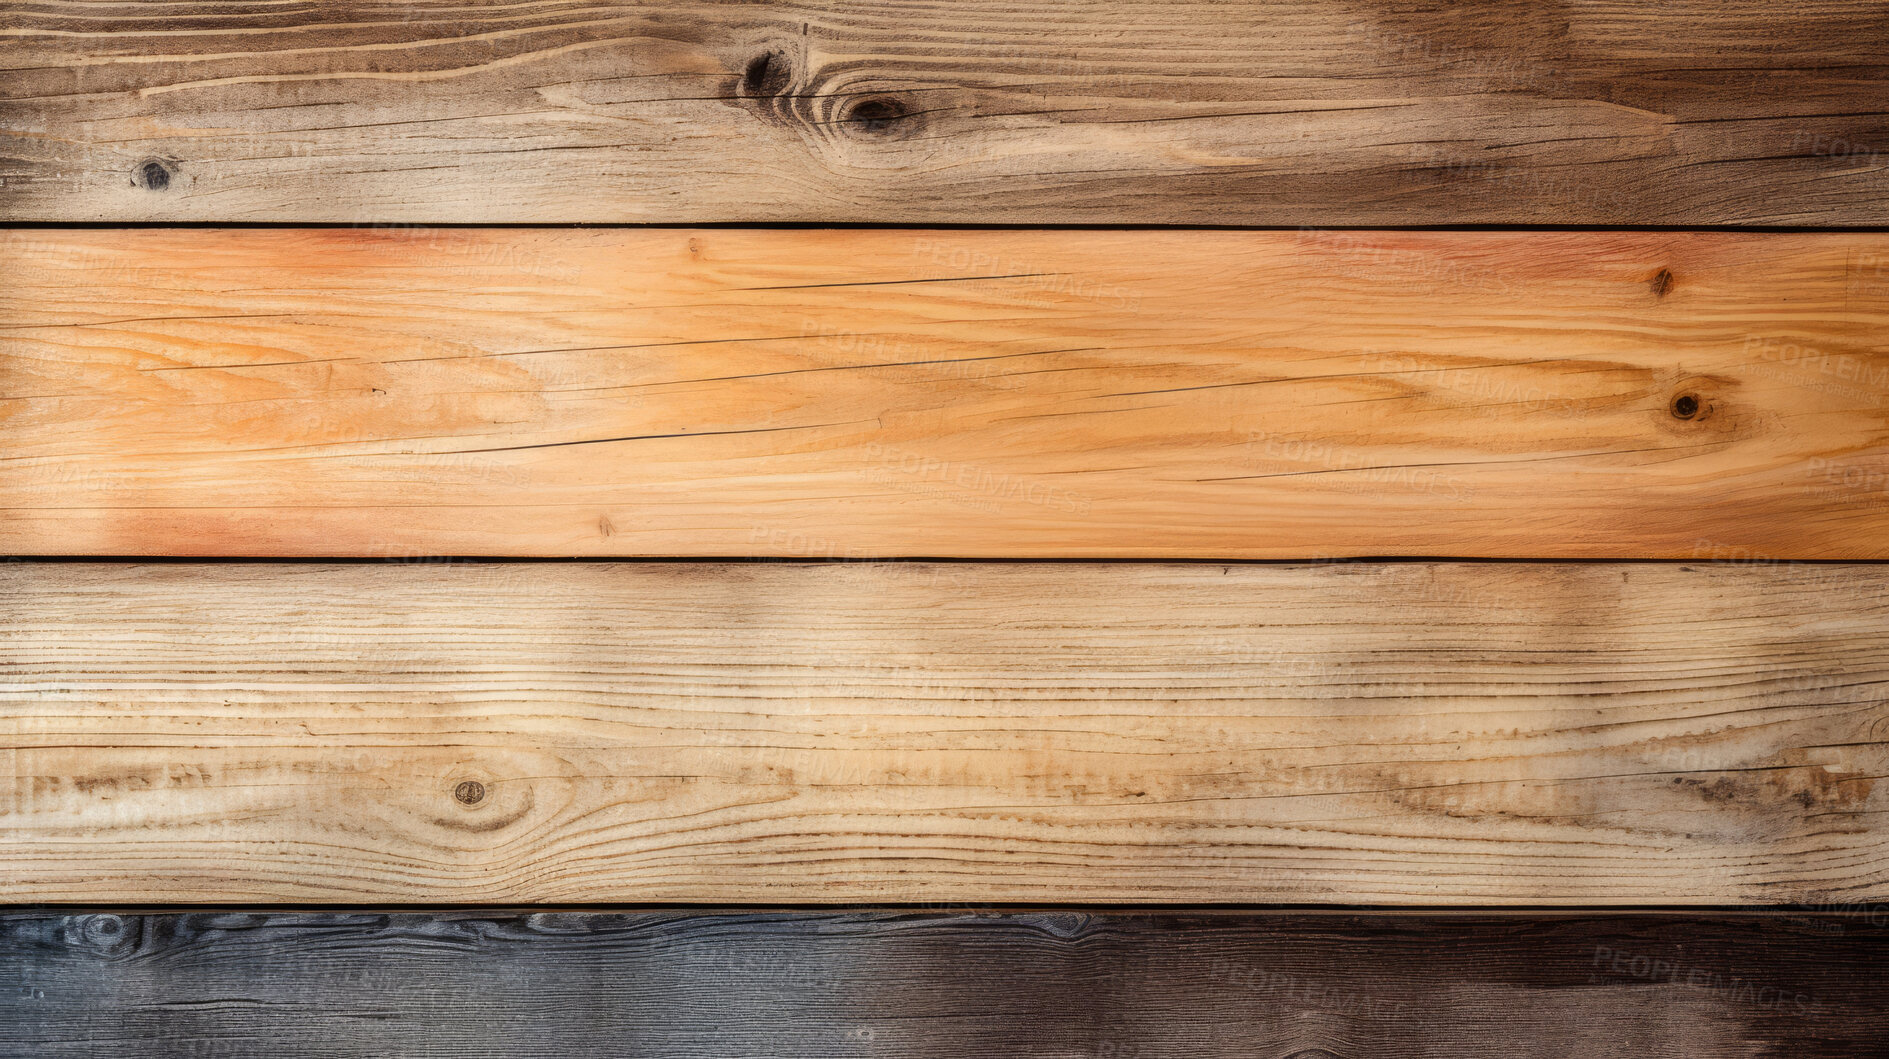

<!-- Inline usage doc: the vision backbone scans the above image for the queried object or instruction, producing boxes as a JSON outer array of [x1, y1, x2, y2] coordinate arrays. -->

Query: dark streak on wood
[[1, 913, 1884, 1058]]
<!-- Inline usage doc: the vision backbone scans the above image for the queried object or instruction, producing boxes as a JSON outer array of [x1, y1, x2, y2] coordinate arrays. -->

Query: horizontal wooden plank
[[5, 230, 1889, 558], [3, 912, 1885, 1058], [2, 561, 1884, 904], [3, 1, 1887, 224]]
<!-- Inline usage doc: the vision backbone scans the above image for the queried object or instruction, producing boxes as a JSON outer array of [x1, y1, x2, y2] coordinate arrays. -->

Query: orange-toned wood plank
[[3, 228, 1887, 558]]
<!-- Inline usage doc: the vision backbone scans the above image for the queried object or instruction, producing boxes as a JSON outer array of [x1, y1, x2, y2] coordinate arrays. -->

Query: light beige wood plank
[[4, 229, 1889, 558], [1, 560, 1884, 904], [3, 1, 1887, 223]]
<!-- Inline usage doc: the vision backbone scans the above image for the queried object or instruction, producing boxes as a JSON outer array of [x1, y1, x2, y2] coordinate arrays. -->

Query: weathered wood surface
[[6, 228, 1889, 558], [3, 1, 1888, 224], [2, 912, 1884, 1058], [2, 561, 1884, 904]]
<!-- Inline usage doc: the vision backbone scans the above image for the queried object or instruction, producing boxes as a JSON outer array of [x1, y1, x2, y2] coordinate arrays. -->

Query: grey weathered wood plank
[[3, 1, 1886, 223], [2, 912, 1884, 1058]]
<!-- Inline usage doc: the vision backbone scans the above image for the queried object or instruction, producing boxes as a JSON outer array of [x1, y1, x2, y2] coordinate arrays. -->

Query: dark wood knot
[[842, 97, 911, 135], [134, 159, 174, 191], [741, 51, 792, 97], [1650, 267, 1675, 298], [70, 914, 138, 956]]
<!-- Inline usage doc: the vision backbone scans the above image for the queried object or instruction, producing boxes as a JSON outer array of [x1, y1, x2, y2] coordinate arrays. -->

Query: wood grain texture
[[6, 229, 1889, 558], [3, 912, 1885, 1058], [3, 1, 1888, 224], [3, 561, 1885, 905]]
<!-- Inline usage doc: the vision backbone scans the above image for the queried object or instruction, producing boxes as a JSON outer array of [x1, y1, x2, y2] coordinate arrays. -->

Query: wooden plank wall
[[4, 0, 1889, 1052]]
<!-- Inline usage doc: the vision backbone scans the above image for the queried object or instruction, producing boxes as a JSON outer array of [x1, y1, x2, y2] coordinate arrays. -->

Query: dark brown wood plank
[[2, 912, 1884, 1057], [2, 1, 1886, 223]]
